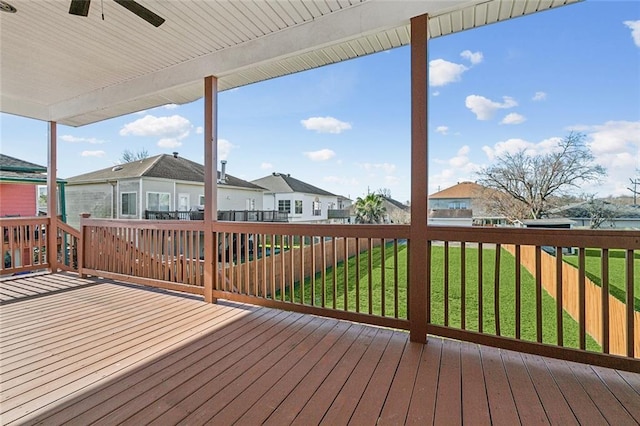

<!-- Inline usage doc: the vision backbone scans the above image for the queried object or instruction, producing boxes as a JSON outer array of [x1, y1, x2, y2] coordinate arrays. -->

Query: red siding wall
[[0, 183, 37, 217]]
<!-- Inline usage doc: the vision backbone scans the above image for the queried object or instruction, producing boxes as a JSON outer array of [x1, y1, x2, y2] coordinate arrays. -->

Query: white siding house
[[251, 173, 339, 223], [65, 154, 265, 228]]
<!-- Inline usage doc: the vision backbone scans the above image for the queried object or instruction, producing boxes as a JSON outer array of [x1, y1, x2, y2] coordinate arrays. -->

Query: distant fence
[[504, 244, 640, 358]]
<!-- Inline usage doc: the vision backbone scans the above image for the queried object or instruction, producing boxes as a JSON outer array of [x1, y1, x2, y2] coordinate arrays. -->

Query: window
[[199, 195, 205, 205], [278, 200, 291, 213], [147, 192, 170, 211], [121, 192, 137, 216], [448, 201, 467, 210], [295, 200, 303, 214], [312, 201, 322, 216]]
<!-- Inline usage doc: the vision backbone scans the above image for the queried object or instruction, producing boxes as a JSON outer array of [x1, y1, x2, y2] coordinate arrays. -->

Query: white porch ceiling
[[0, 0, 581, 127]]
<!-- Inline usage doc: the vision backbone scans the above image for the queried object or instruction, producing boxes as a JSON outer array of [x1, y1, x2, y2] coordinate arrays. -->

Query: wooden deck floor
[[1, 273, 639, 425]]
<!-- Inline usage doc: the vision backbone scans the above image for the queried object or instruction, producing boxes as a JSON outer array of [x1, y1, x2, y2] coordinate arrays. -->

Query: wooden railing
[[80, 219, 207, 296], [1, 217, 50, 276], [424, 226, 639, 370], [56, 219, 80, 273]]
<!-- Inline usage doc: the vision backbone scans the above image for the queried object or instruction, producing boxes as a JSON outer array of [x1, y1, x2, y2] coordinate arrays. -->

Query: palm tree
[[354, 193, 386, 224]]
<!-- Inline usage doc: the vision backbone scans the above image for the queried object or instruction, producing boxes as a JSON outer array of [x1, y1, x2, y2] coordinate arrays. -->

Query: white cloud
[[432, 91, 440, 97], [217, 139, 235, 161], [304, 149, 336, 161], [436, 126, 449, 135], [163, 104, 179, 110], [465, 95, 518, 120], [61, 135, 105, 144], [624, 20, 640, 47], [430, 146, 481, 194], [120, 114, 191, 138], [195, 126, 203, 134], [301, 116, 351, 134], [260, 162, 273, 170], [501, 113, 526, 125], [80, 150, 106, 157], [532, 91, 547, 101], [120, 114, 193, 149], [429, 59, 468, 86], [482, 137, 560, 161], [385, 176, 401, 185], [460, 50, 483, 65], [358, 162, 396, 174]]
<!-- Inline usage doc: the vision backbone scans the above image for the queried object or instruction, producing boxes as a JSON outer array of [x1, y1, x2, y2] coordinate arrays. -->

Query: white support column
[[204, 76, 218, 303], [409, 14, 429, 343], [47, 121, 59, 272]]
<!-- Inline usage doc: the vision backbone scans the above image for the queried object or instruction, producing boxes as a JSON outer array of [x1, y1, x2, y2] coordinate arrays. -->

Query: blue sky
[[1, 0, 639, 204]]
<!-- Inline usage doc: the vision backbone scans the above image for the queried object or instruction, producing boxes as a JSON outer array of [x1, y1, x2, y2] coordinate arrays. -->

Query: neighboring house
[[381, 196, 410, 224], [251, 172, 339, 223], [547, 201, 640, 230], [0, 154, 67, 219], [428, 181, 506, 227], [65, 153, 265, 229]]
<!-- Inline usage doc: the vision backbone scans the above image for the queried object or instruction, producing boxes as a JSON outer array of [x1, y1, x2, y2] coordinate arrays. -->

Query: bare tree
[[583, 194, 620, 229], [120, 148, 149, 164], [377, 188, 392, 198], [477, 132, 606, 220], [628, 169, 640, 205]]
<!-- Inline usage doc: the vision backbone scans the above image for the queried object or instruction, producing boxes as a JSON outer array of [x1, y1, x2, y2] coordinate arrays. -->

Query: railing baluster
[[355, 238, 360, 313], [368, 238, 373, 315], [381, 238, 386, 317], [280, 235, 286, 302], [299, 235, 305, 303], [556, 247, 564, 347], [444, 240, 449, 327], [321, 236, 327, 308], [535, 245, 543, 343], [311, 236, 316, 306], [333, 237, 338, 309], [290, 234, 295, 302], [494, 244, 501, 336], [579, 247, 586, 350], [626, 249, 635, 358], [461, 242, 466, 330], [343, 237, 349, 311], [271, 234, 276, 299], [394, 239, 399, 319], [602, 248, 610, 354], [478, 242, 483, 334]]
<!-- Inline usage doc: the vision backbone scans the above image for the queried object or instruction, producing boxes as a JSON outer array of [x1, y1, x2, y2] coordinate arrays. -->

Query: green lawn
[[286, 243, 600, 352], [563, 249, 640, 311]]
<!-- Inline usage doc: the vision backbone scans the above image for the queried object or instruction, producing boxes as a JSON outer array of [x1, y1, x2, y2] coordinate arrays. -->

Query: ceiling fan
[[69, 0, 165, 27]]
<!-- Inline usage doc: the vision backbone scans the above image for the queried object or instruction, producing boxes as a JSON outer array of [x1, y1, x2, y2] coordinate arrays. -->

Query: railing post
[[203, 75, 218, 303], [409, 13, 429, 343], [77, 213, 90, 278], [47, 121, 59, 273]]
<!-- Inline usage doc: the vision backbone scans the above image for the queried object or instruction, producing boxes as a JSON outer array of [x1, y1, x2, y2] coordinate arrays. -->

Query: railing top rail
[[208, 222, 411, 238], [0, 217, 50, 225], [81, 218, 206, 232], [426, 225, 640, 250]]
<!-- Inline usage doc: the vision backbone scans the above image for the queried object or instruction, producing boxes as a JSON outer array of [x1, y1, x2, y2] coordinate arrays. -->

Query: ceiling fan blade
[[69, 0, 91, 17], [113, 0, 165, 27]]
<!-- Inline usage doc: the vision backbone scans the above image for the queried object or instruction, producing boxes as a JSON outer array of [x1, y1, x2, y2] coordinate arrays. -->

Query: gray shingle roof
[[0, 154, 66, 183], [67, 154, 264, 190], [251, 173, 336, 197], [0, 154, 46, 172]]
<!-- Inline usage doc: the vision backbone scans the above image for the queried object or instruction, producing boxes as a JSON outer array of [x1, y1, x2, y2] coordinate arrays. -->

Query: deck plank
[[593, 366, 640, 422], [543, 358, 608, 424], [501, 349, 549, 424], [480, 345, 520, 425], [377, 341, 423, 425], [0, 273, 638, 426], [290, 326, 380, 425], [433, 338, 462, 426], [568, 362, 637, 424], [460, 341, 491, 426], [237, 322, 364, 425], [405, 336, 443, 425]]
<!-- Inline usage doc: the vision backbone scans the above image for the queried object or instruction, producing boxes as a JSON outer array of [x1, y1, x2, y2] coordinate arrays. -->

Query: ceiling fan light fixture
[[0, 1, 17, 13]]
